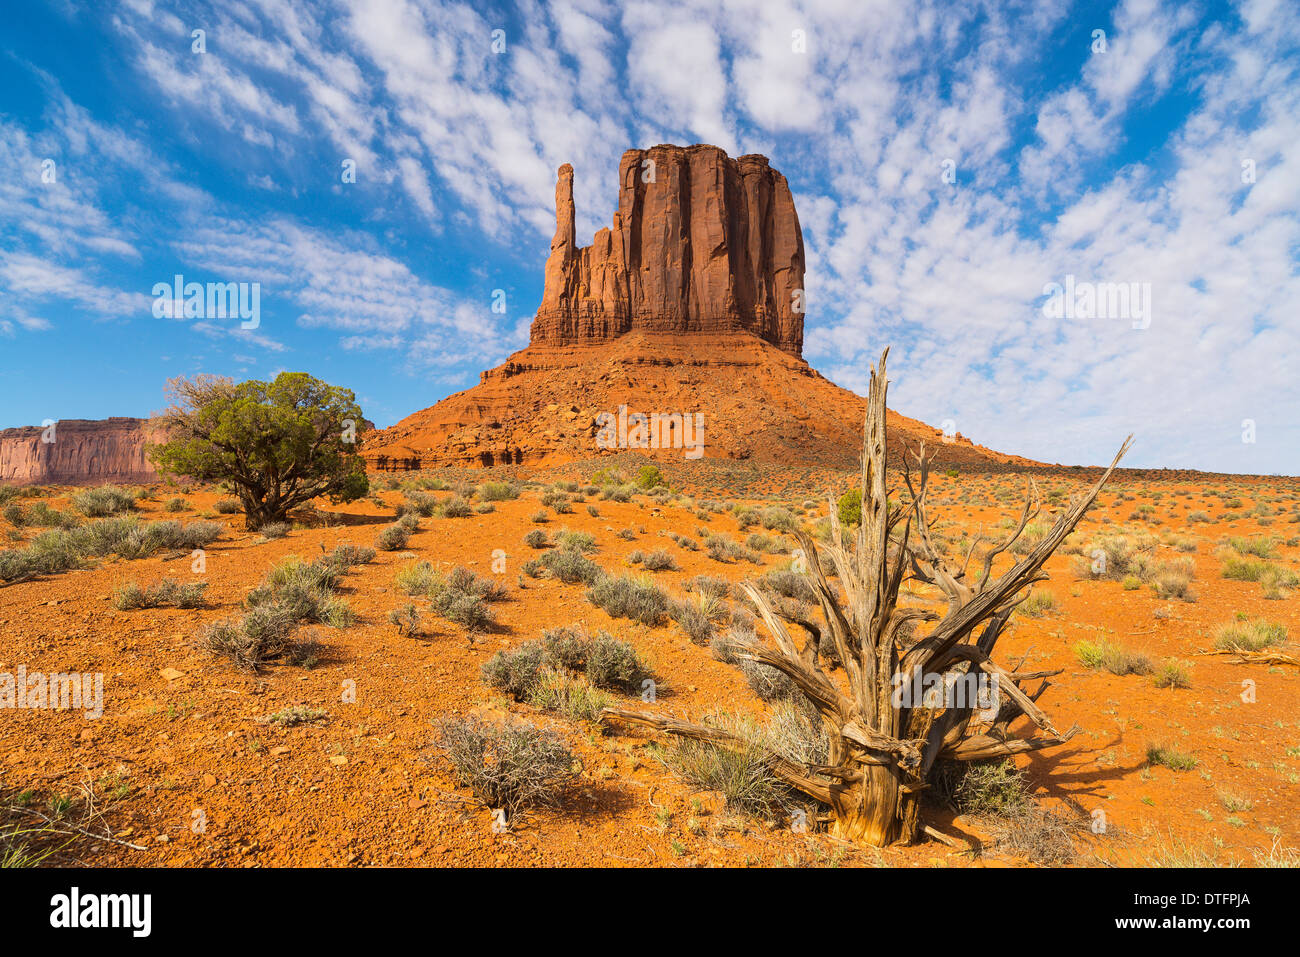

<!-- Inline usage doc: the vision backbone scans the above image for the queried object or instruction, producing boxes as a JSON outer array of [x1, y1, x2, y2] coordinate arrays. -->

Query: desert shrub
[[435, 716, 579, 818], [213, 498, 242, 515], [670, 597, 715, 644], [164, 497, 187, 512], [1153, 659, 1192, 689], [759, 507, 799, 534], [200, 604, 296, 671], [936, 758, 1079, 865], [395, 559, 439, 595], [375, 523, 411, 551], [324, 543, 374, 570], [245, 556, 353, 627], [1016, 589, 1057, 617], [425, 566, 503, 632], [112, 578, 208, 610], [72, 485, 137, 517], [388, 603, 422, 636], [746, 532, 788, 555], [539, 549, 602, 584], [541, 624, 591, 671], [837, 488, 862, 527], [1074, 639, 1152, 675], [399, 492, 439, 517], [7, 503, 78, 528], [1146, 557, 1197, 601], [585, 632, 650, 691], [685, 574, 731, 599], [658, 711, 797, 816], [1213, 618, 1286, 652], [482, 642, 548, 700], [1228, 535, 1277, 558], [600, 485, 632, 503], [442, 496, 473, 518], [526, 670, 612, 722], [522, 529, 549, 550], [446, 565, 509, 602], [266, 705, 328, 726], [1220, 555, 1269, 580], [705, 534, 761, 564], [641, 549, 678, 571], [0, 517, 221, 582], [554, 529, 597, 553], [760, 568, 816, 604], [636, 465, 665, 490], [479, 481, 519, 502], [258, 521, 291, 540], [396, 512, 421, 532], [1146, 743, 1198, 771], [586, 574, 669, 626]]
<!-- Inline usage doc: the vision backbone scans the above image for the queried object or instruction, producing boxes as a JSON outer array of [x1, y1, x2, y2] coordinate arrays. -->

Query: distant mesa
[[363, 144, 1030, 472], [0, 418, 162, 486]]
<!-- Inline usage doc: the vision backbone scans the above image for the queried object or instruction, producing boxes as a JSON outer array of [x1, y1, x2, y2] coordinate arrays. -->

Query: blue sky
[[1, 0, 1297, 472]]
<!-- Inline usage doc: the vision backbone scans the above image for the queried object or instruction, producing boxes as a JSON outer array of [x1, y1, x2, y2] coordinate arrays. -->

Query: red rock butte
[[532, 144, 805, 356], [364, 144, 1033, 472]]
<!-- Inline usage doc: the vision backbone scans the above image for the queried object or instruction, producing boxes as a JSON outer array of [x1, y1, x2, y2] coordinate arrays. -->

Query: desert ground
[[2, 457, 1297, 868]]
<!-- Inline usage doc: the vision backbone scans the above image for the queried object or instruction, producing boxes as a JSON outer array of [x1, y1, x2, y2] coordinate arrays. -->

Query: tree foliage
[[148, 373, 368, 529]]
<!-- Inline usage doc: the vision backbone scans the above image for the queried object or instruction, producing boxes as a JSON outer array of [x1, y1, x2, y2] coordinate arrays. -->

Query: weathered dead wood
[[1195, 647, 1299, 667], [600, 349, 1129, 847]]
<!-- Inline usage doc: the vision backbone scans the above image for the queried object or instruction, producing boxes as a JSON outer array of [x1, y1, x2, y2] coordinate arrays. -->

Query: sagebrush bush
[[442, 496, 473, 517], [324, 542, 375, 570], [1213, 618, 1286, 652], [388, 603, 422, 636], [72, 485, 137, 517], [395, 559, 439, 595], [539, 548, 602, 584], [375, 523, 411, 551], [200, 604, 296, 671], [554, 529, 597, 553], [586, 574, 669, 626], [523, 529, 549, 549], [245, 555, 353, 628], [213, 498, 242, 514], [584, 632, 650, 691], [435, 716, 578, 818], [641, 549, 678, 571], [1074, 639, 1153, 675], [112, 578, 208, 610], [670, 598, 714, 644], [478, 481, 518, 502], [526, 670, 611, 722], [482, 643, 548, 699], [0, 517, 221, 582]]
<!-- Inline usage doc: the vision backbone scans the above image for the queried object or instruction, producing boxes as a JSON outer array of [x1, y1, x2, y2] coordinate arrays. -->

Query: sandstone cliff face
[[0, 418, 161, 486], [531, 144, 806, 356]]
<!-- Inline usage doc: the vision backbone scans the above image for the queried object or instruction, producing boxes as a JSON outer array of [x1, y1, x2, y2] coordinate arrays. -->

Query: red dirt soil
[[2, 467, 1298, 867]]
